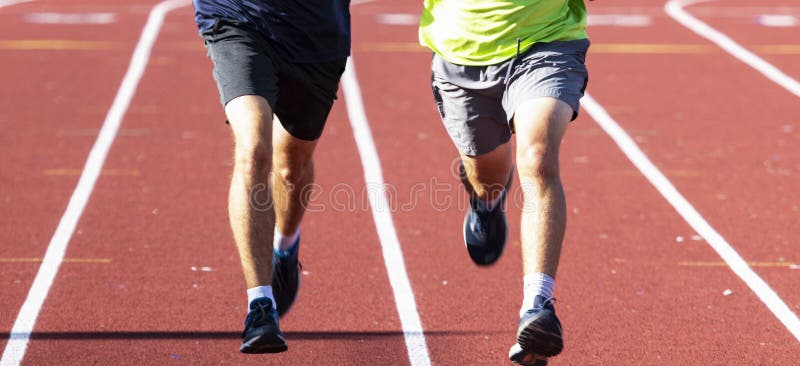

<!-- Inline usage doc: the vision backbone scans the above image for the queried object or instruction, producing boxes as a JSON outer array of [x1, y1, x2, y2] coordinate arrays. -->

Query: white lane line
[[377, 13, 419, 26], [587, 14, 652, 27], [24, 12, 117, 25], [581, 92, 800, 343], [666, 0, 800, 97], [756, 14, 798, 28], [0, 0, 33, 9], [341, 57, 432, 366], [0, 1, 191, 365]]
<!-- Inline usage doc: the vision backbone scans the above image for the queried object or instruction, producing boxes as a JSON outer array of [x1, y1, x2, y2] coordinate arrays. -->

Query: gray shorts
[[202, 18, 347, 141], [431, 38, 589, 156]]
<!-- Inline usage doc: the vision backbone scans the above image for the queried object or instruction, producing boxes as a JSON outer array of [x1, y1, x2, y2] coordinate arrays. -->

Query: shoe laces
[[243, 300, 273, 337], [534, 297, 556, 309]]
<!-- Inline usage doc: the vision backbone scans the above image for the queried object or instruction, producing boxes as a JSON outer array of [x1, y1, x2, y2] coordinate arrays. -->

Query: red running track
[[1, 0, 798, 364]]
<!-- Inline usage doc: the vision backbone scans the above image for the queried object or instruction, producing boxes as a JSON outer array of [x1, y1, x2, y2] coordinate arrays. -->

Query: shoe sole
[[274, 249, 301, 318], [240, 335, 288, 354], [517, 316, 563, 358], [509, 343, 549, 366], [462, 212, 508, 266], [275, 270, 300, 318]]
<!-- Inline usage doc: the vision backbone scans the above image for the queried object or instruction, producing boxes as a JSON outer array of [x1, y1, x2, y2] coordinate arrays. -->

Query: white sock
[[520, 273, 555, 317], [247, 286, 275, 310], [274, 227, 300, 252]]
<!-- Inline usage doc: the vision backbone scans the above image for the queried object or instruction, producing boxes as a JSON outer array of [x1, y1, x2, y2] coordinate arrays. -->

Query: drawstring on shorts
[[504, 37, 522, 87]]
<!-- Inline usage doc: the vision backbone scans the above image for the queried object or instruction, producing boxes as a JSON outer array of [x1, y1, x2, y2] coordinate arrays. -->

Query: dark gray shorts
[[431, 38, 590, 156], [202, 18, 347, 141]]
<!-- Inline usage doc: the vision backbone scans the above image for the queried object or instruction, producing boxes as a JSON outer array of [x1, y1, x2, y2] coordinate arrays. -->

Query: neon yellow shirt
[[419, 0, 588, 66]]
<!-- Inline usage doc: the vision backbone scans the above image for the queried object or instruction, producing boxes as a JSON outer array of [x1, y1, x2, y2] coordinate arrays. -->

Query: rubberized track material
[[1, 0, 798, 364]]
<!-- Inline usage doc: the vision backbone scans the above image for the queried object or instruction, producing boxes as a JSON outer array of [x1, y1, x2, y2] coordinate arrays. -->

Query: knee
[[228, 102, 274, 175], [516, 143, 560, 184], [468, 172, 506, 201], [233, 139, 272, 176], [274, 158, 313, 188]]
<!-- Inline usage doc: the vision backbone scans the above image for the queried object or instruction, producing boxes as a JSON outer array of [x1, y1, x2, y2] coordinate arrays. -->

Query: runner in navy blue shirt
[[193, 0, 350, 62], [192, 0, 350, 355]]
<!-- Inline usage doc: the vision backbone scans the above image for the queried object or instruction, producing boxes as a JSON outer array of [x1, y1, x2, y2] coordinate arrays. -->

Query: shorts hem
[[454, 134, 512, 157], [221, 90, 277, 111], [508, 89, 583, 122]]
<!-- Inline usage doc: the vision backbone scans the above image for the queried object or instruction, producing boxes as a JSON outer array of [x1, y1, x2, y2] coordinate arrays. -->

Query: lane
[[18, 6, 412, 366], [5, 0, 797, 364], [687, 0, 800, 75], [663, 0, 800, 342], [0, 0, 154, 355], [351, 0, 798, 364], [588, 0, 800, 352], [342, 58, 432, 365], [666, 0, 799, 98]]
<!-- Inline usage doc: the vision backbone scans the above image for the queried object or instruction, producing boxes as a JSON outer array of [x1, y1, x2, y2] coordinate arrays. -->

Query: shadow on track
[[1, 330, 504, 340]]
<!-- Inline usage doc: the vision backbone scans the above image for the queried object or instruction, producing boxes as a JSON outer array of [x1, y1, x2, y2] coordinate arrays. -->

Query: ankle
[[247, 286, 275, 310], [520, 273, 556, 316], [274, 227, 300, 255]]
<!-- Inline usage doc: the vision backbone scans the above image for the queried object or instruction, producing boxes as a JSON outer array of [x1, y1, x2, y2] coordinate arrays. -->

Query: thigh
[[431, 54, 511, 157], [273, 59, 347, 141], [203, 18, 279, 109], [504, 38, 590, 124], [272, 115, 318, 170], [225, 95, 274, 149], [513, 97, 573, 151]]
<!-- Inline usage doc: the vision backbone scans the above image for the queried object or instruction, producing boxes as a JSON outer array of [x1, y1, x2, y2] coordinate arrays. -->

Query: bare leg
[[506, 97, 573, 364], [459, 141, 514, 266], [225, 95, 275, 288], [271, 117, 318, 236], [513, 97, 573, 278], [460, 142, 513, 201]]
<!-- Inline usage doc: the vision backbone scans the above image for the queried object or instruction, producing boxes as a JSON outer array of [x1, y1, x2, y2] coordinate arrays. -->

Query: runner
[[419, 1, 590, 364], [192, 0, 351, 354]]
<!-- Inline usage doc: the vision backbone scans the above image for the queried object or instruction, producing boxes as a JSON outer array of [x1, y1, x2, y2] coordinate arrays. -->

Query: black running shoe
[[460, 162, 514, 266], [509, 296, 563, 365], [272, 237, 301, 317], [240, 297, 287, 354], [508, 343, 549, 366]]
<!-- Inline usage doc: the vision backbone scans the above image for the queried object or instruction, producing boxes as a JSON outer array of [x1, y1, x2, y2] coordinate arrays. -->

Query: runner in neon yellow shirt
[[420, 0, 587, 65], [420, 1, 591, 365]]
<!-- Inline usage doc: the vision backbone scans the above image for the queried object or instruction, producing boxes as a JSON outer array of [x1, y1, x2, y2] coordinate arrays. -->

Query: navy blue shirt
[[193, 0, 350, 63]]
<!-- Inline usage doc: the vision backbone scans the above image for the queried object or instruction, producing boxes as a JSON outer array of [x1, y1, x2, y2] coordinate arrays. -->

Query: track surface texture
[[1, 0, 798, 365]]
